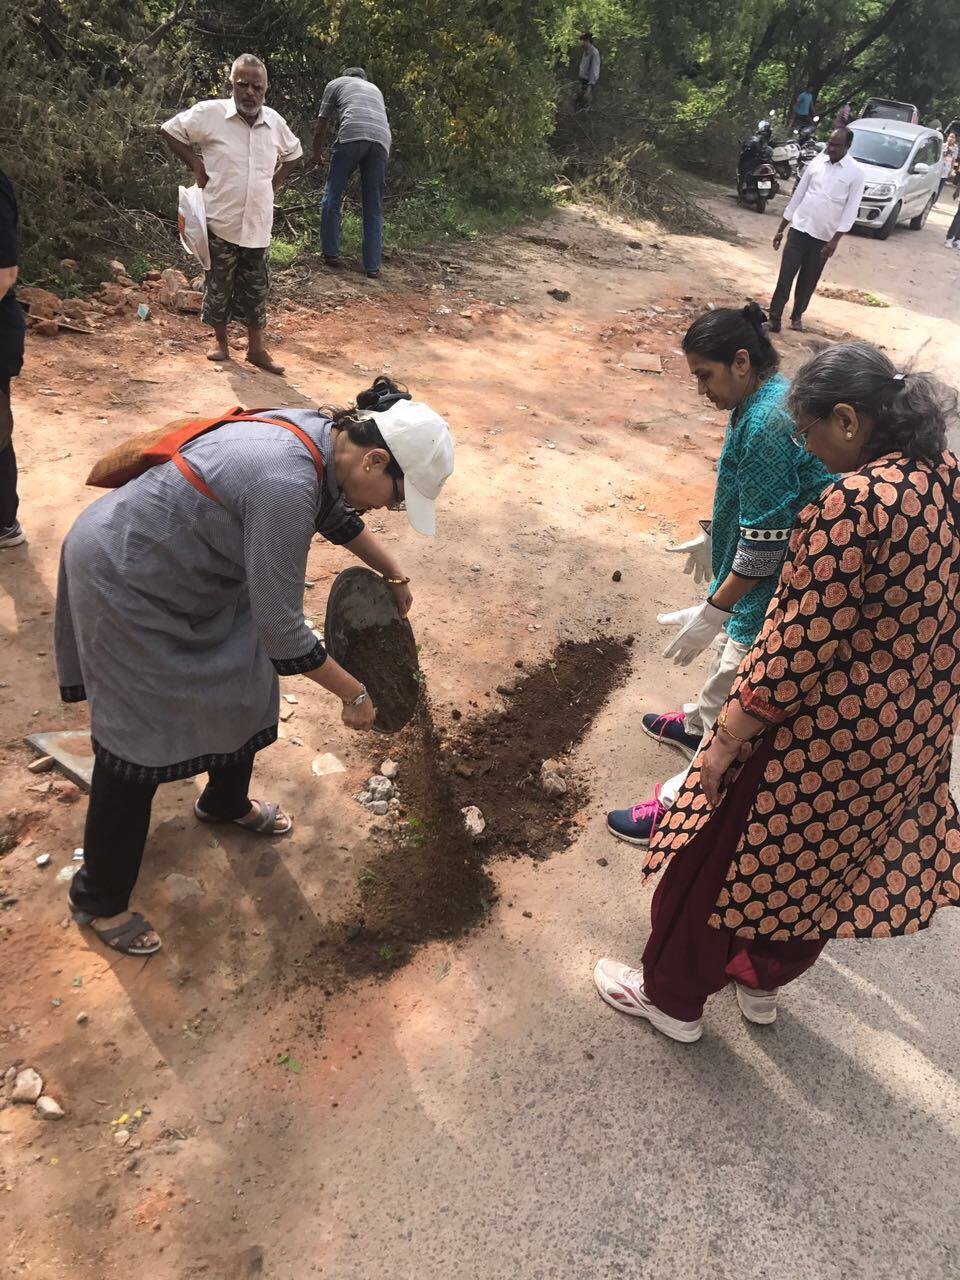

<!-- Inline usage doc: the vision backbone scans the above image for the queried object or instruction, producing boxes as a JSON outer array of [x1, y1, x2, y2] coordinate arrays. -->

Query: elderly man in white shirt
[[161, 54, 302, 374], [768, 128, 865, 333]]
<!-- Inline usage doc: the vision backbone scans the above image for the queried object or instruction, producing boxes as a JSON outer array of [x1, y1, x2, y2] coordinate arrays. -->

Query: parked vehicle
[[796, 117, 824, 182], [859, 98, 920, 125], [848, 119, 943, 238], [770, 133, 801, 181], [737, 126, 779, 213]]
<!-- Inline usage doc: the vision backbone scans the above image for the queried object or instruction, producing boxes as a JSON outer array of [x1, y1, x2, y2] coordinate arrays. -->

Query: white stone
[[311, 753, 347, 778], [115, 1128, 131, 1147], [367, 776, 394, 801], [55, 865, 78, 883], [461, 805, 486, 837], [12, 1068, 43, 1103], [379, 759, 400, 780], [27, 756, 55, 774], [75, 1012, 88, 1025], [368, 800, 390, 816], [283, 693, 299, 705], [540, 772, 567, 798], [35, 854, 51, 868], [36, 1096, 64, 1120]]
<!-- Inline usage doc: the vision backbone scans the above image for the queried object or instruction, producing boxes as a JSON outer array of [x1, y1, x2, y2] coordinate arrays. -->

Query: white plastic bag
[[177, 184, 210, 271]]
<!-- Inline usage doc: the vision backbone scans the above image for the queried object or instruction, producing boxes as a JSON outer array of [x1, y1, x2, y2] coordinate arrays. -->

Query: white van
[[849, 119, 943, 239]]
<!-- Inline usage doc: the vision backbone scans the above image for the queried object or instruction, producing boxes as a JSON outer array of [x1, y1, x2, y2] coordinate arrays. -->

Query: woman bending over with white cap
[[55, 376, 455, 955]]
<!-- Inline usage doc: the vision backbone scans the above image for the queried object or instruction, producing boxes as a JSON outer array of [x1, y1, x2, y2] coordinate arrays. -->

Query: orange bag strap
[[171, 412, 326, 505]]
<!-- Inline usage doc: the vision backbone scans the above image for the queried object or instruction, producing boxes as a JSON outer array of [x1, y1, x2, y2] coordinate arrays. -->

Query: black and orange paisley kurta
[[646, 453, 960, 941]]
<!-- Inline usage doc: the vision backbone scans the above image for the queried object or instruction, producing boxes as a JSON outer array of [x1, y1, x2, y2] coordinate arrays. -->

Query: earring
[[364, 466, 371, 472], [845, 431, 854, 440]]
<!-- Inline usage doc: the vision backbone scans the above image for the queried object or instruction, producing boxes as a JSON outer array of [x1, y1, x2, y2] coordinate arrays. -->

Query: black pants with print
[[770, 228, 828, 323]]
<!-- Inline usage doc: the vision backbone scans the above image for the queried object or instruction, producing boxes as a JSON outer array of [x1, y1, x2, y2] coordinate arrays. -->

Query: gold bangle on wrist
[[383, 575, 410, 586], [716, 709, 751, 745]]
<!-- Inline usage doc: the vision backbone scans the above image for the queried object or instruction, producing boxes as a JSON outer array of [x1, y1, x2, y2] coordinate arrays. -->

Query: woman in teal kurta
[[607, 302, 834, 845]]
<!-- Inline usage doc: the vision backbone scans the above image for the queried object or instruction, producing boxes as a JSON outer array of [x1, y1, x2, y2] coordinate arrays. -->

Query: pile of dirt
[[298, 635, 632, 986]]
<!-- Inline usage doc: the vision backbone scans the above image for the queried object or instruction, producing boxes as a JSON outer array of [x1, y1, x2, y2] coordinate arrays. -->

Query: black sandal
[[70, 901, 161, 956]]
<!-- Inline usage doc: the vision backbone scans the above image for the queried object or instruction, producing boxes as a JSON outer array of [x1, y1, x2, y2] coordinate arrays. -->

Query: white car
[[849, 119, 943, 239]]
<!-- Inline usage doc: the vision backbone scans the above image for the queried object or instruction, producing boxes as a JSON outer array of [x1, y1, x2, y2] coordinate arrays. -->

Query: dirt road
[[1, 183, 958, 1279]]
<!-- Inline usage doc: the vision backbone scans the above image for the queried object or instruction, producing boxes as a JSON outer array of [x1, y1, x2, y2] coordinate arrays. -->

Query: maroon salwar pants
[[642, 738, 827, 1022]]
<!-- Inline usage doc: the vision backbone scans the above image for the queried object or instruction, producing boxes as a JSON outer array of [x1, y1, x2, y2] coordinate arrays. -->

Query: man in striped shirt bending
[[313, 68, 392, 279]]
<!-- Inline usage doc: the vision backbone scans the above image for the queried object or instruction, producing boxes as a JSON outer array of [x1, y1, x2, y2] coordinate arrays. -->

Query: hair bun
[[741, 300, 769, 331]]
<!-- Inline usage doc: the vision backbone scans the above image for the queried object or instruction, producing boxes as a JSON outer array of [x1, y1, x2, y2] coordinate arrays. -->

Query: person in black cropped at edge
[[0, 167, 26, 548]]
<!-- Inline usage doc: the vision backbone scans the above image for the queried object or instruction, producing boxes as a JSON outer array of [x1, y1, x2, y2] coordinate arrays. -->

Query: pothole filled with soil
[[297, 636, 632, 990]]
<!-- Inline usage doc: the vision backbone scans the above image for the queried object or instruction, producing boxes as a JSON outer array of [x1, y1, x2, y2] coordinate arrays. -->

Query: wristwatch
[[345, 684, 368, 707]]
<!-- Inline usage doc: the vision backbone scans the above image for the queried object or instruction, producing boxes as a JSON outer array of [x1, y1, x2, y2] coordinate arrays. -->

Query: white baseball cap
[[367, 400, 455, 536]]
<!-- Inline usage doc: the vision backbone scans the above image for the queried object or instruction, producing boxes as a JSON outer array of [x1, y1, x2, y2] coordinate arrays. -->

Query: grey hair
[[341, 66, 367, 79], [788, 341, 957, 464], [231, 53, 268, 80]]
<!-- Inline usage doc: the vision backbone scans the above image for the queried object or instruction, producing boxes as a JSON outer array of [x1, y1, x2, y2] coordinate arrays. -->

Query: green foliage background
[[3, 0, 959, 278]]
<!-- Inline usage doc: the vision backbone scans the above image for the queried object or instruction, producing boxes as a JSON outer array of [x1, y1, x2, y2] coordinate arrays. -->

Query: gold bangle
[[383, 576, 410, 586], [716, 709, 751, 745]]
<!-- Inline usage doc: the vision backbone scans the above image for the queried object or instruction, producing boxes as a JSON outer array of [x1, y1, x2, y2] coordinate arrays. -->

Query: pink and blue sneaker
[[607, 787, 665, 847], [641, 711, 701, 760]]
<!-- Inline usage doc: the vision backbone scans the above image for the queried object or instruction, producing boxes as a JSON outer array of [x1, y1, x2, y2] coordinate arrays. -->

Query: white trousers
[[659, 635, 753, 808]]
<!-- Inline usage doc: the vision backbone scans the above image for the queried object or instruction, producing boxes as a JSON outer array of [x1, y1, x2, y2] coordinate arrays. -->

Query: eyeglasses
[[790, 415, 825, 447]]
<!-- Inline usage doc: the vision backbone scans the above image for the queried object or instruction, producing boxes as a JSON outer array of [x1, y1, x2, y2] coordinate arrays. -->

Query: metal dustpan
[[324, 567, 421, 733]]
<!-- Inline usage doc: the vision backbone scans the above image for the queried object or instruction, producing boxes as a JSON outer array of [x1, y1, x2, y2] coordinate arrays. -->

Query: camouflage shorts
[[202, 231, 270, 330]]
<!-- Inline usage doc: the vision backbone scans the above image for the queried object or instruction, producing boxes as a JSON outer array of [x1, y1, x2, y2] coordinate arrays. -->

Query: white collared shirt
[[783, 152, 865, 242], [162, 99, 303, 248]]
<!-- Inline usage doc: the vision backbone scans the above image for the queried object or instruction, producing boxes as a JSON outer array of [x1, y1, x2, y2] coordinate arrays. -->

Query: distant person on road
[[939, 132, 957, 200], [576, 33, 600, 110], [313, 68, 392, 280], [793, 87, 815, 129], [768, 127, 864, 333], [161, 53, 303, 375], [595, 342, 960, 1043], [0, 167, 25, 549], [606, 304, 833, 848]]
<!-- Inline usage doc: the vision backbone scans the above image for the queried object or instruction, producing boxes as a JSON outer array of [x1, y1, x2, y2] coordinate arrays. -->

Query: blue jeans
[[321, 140, 389, 273]]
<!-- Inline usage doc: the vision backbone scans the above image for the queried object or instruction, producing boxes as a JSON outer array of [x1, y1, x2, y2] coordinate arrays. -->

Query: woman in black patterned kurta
[[594, 342, 960, 1043]]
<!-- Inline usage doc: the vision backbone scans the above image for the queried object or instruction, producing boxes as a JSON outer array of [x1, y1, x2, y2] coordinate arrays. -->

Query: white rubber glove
[[658, 600, 731, 666], [665, 522, 713, 585]]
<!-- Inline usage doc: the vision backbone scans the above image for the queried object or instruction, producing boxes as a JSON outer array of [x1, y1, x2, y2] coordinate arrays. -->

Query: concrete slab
[[24, 729, 94, 790]]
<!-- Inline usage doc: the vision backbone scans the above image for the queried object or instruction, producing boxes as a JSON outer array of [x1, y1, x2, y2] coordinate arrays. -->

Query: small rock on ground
[[162, 873, 204, 906], [368, 800, 390, 816], [379, 759, 400, 780], [367, 776, 394, 801], [36, 1096, 65, 1120], [461, 805, 486, 837], [12, 1068, 43, 1104], [27, 756, 55, 773]]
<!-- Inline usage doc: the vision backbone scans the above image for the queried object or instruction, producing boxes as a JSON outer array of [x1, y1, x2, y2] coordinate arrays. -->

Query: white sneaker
[[0, 522, 25, 549], [593, 958, 703, 1042], [735, 982, 778, 1024], [947, 239, 959, 249]]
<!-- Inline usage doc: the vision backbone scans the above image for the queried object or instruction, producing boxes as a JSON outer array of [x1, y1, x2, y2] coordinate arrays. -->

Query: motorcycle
[[795, 116, 824, 183], [737, 126, 780, 214]]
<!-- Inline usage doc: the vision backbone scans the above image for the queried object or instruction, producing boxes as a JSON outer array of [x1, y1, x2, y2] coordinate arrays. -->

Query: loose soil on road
[[2, 186, 959, 1280]]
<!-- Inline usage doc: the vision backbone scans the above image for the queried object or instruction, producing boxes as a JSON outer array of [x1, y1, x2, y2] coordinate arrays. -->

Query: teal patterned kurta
[[710, 373, 834, 646]]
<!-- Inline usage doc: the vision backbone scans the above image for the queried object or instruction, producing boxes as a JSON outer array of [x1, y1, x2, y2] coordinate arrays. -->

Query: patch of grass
[[864, 293, 889, 308], [269, 237, 303, 269], [276, 179, 551, 266]]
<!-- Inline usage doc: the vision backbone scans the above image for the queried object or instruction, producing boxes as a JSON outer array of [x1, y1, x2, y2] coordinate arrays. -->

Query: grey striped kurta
[[54, 410, 364, 782]]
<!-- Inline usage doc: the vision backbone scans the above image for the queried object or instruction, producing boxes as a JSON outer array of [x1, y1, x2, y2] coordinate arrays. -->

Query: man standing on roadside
[[0, 167, 25, 549], [793, 86, 815, 130], [768, 127, 864, 333], [161, 54, 302, 375], [313, 68, 392, 280], [576, 33, 601, 110]]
